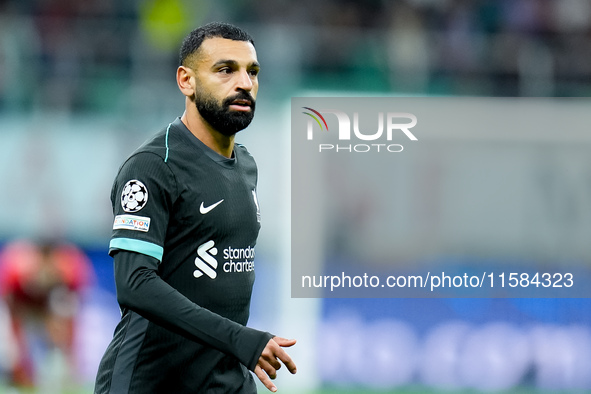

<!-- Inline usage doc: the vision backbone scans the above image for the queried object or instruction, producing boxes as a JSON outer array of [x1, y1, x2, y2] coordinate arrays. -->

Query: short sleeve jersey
[[100, 118, 264, 392]]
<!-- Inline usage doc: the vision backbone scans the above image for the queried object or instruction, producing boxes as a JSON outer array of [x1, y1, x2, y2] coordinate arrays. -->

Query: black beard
[[195, 90, 256, 136]]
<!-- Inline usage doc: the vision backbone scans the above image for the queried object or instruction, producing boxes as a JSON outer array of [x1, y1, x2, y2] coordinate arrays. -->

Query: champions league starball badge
[[121, 180, 148, 213]]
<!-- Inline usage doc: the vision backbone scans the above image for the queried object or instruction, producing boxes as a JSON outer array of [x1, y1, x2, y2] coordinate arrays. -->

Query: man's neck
[[180, 110, 235, 158]]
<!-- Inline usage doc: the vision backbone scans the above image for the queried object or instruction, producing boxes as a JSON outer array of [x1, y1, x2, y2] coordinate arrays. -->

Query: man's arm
[[113, 249, 273, 371]]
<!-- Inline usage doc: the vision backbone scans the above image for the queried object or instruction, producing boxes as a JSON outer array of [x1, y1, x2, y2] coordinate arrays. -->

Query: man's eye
[[219, 68, 232, 74], [249, 69, 259, 77]]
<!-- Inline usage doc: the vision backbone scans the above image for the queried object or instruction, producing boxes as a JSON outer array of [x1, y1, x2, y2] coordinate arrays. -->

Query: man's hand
[[254, 336, 297, 392]]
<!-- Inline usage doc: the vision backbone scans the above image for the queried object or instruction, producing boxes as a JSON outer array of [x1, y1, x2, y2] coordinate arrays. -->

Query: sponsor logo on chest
[[193, 240, 255, 279]]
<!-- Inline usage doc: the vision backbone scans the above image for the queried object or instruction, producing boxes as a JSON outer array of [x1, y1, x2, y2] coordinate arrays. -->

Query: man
[[95, 22, 296, 393]]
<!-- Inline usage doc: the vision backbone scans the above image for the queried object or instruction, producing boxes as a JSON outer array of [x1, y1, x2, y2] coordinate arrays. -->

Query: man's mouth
[[228, 98, 253, 111]]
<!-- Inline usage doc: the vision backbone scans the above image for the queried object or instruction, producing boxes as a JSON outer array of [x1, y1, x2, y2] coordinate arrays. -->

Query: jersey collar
[[172, 117, 237, 168]]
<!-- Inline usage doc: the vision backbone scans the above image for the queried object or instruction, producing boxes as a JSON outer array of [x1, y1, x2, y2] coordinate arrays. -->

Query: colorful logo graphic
[[113, 214, 151, 232], [302, 107, 329, 132], [300, 104, 418, 153]]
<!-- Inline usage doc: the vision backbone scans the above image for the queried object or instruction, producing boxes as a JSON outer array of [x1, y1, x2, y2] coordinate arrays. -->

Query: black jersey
[[95, 118, 273, 393]]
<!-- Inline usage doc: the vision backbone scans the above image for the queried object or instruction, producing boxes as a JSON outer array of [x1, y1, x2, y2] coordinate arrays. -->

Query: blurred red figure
[[0, 239, 94, 388]]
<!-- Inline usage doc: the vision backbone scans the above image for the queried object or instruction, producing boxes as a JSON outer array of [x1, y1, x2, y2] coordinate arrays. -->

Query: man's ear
[[177, 66, 195, 98]]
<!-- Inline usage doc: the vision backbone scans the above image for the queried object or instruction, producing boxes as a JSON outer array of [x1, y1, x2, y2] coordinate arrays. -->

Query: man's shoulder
[[234, 143, 257, 182], [114, 125, 176, 182], [123, 122, 187, 168], [132, 126, 170, 160], [111, 126, 179, 204], [235, 143, 256, 163]]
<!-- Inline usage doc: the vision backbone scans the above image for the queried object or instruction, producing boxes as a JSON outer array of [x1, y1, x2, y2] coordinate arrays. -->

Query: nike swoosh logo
[[200, 199, 224, 214]]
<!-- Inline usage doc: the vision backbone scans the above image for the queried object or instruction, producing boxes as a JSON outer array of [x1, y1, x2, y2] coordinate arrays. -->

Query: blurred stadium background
[[1, 0, 591, 393]]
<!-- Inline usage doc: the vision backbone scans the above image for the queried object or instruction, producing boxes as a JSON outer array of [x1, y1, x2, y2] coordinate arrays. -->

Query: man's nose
[[235, 70, 254, 91]]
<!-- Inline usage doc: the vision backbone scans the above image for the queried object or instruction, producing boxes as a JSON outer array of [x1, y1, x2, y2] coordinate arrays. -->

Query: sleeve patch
[[113, 215, 151, 232], [121, 180, 149, 212]]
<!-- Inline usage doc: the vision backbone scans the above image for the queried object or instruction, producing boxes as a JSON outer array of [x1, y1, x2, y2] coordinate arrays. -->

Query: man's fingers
[[274, 337, 297, 348], [262, 350, 282, 371], [278, 351, 297, 374], [271, 337, 298, 374], [259, 359, 278, 379], [254, 336, 297, 392], [254, 365, 277, 392]]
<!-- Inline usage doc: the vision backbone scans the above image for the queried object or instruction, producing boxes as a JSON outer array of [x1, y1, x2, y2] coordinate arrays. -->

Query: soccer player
[[94, 22, 296, 393]]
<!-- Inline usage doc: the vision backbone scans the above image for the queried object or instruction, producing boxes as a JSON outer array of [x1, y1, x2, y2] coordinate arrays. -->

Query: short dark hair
[[178, 22, 255, 67]]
